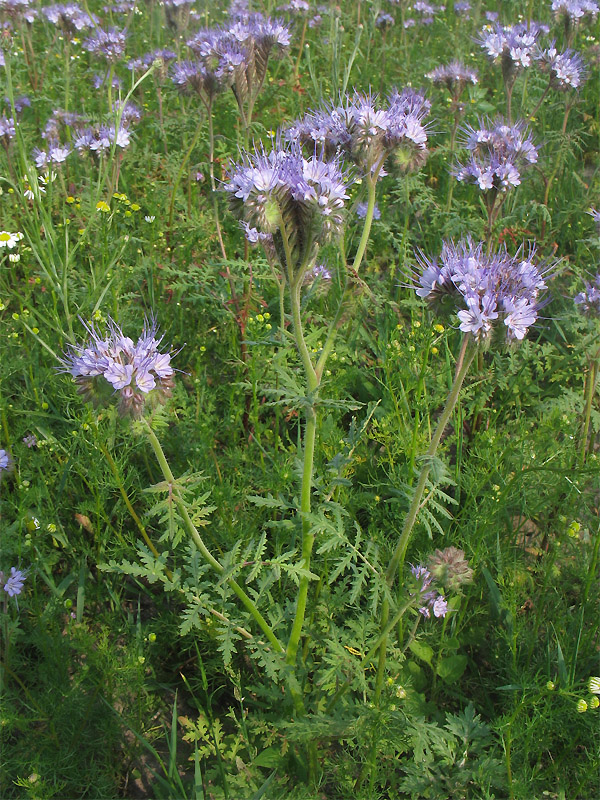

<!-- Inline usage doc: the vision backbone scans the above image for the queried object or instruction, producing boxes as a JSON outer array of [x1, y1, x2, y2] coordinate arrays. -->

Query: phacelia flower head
[[574, 273, 600, 315], [409, 564, 448, 619], [0, 447, 14, 476], [61, 318, 176, 418], [225, 139, 351, 272], [171, 60, 227, 101], [287, 88, 431, 175], [0, 114, 15, 142], [0, 0, 36, 23], [427, 546, 473, 591], [2, 566, 25, 597], [454, 117, 538, 193], [551, 0, 599, 25], [83, 27, 127, 61], [414, 238, 551, 344], [537, 42, 587, 90], [376, 12, 395, 30], [478, 21, 548, 80], [426, 61, 478, 96], [187, 13, 290, 110], [42, 3, 96, 34]]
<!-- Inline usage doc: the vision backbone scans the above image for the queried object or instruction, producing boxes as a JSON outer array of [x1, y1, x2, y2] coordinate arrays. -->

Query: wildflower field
[[1, 0, 599, 797]]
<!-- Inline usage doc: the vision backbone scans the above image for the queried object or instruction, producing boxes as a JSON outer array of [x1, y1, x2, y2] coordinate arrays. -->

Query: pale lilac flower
[[226, 140, 351, 271], [587, 207, 600, 231], [93, 72, 122, 90], [83, 27, 127, 61], [427, 62, 478, 94], [414, 239, 551, 344], [23, 434, 37, 448], [574, 273, 600, 315], [61, 318, 176, 417], [287, 88, 431, 174], [304, 263, 332, 284], [478, 21, 548, 74], [551, 0, 599, 24], [0, 448, 12, 472], [454, 118, 538, 194], [376, 12, 395, 29], [537, 42, 587, 90], [0, 0, 36, 23], [0, 115, 15, 141], [4, 95, 30, 113], [432, 595, 448, 617], [42, 3, 96, 33], [356, 202, 381, 220], [3, 566, 25, 597], [454, 1, 471, 15]]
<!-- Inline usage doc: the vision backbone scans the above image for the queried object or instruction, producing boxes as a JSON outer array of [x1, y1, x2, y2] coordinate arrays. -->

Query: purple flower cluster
[[42, 3, 96, 33], [32, 142, 71, 168], [551, 0, 599, 23], [455, 118, 538, 193], [171, 60, 227, 101], [574, 273, 600, 315], [226, 141, 350, 269], [83, 27, 127, 62], [184, 12, 291, 105], [537, 42, 587, 90], [478, 21, 548, 74], [72, 123, 131, 153], [0, 447, 12, 474], [1, 0, 36, 23], [1, 566, 25, 597], [128, 49, 176, 72], [278, 0, 310, 13], [426, 61, 478, 95], [287, 88, 431, 175], [414, 239, 550, 343], [0, 114, 15, 142], [376, 12, 395, 30], [5, 94, 30, 113], [61, 318, 175, 418], [410, 565, 448, 619]]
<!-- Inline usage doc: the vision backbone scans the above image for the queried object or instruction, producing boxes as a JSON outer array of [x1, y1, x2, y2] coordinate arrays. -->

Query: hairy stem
[[142, 419, 284, 655]]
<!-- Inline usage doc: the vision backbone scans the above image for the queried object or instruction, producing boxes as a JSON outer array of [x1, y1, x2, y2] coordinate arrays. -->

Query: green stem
[[98, 440, 172, 580], [386, 334, 474, 583], [284, 264, 319, 669], [580, 349, 600, 465], [142, 419, 284, 655], [316, 167, 380, 378], [207, 98, 228, 261]]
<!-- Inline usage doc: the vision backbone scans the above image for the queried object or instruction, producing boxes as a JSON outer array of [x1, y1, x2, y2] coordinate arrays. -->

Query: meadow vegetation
[[0, 0, 599, 797]]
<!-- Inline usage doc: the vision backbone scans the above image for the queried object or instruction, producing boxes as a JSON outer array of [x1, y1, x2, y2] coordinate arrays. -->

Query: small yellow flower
[[130, 203, 140, 211], [96, 201, 110, 213], [66, 196, 75, 204], [32, 327, 39, 335], [433, 324, 444, 333], [431, 346, 438, 355]]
